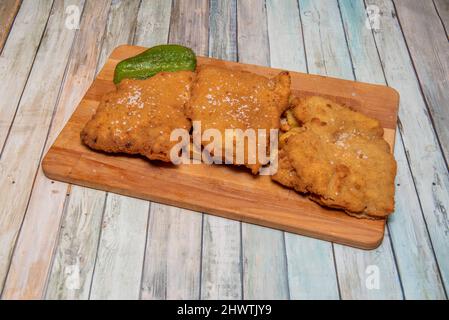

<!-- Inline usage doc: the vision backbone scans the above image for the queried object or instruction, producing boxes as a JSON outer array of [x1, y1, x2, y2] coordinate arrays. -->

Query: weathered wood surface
[[368, 0, 449, 296], [434, 0, 449, 35], [0, 0, 22, 53], [88, 0, 148, 301], [0, 0, 80, 295], [0, 0, 448, 300], [394, 0, 449, 163], [339, 0, 446, 299]]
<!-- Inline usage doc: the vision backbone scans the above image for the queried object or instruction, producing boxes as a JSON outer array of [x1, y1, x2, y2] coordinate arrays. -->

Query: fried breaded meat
[[81, 71, 194, 161], [186, 65, 290, 174], [273, 96, 397, 219]]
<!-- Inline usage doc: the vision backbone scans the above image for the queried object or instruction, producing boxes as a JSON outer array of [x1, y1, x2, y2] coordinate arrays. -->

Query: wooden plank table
[[0, 0, 447, 300]]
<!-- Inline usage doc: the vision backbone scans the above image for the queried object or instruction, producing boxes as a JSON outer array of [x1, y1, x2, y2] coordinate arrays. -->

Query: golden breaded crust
[[273, 97, 397, 219], [81, 71, 194, 161], [186, 65, 290, 174]]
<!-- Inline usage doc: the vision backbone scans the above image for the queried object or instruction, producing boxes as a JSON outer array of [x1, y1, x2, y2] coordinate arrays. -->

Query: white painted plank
[[45, 188, 106, 300], [266, 0, 339, 300], [87, 0, 150, 300], [90, 195, 148, 300], [141, 205, 202, 299], [237, 0, 289, 300], [0, 0, 84, 295], [368, 0, 449, 295], [339, 0, 446, 299], [200, 0, 242, 300], [0, 0, 52, 152], [135, 0, 172, 47], [299, 0, 403, 299], [140, 0, 206, 300]]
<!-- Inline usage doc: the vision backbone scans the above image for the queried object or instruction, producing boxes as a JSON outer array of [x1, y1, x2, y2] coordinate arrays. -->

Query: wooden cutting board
[[42, 45, 399, 250]]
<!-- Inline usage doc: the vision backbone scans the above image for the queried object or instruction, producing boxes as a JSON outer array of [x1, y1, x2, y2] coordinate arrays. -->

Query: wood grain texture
[[434, 0, 449, 35], [200, 0, 242, 300], [45, 187, 106, 300], [41, 0, 112, 300], [0, 0, 80, 294], [267, 0, 339, 300], [0, 0, 21, 53], [89, 195, 148, 300], [394, 0, 449, 162], [340, 0, 446, 300], [237, 0, 288, 300], [300, 0, 402, 300], [97, 0, 141, 70], [141, 205, 202, 299], [140, 0, 205, 300], [368, 0, 449, 295], [1, 0, 91, 300], [0, 0, 52, 154]]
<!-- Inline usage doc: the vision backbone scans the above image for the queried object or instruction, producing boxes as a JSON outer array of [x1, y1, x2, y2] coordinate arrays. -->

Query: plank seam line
[[340, 0, 404, 297], [167, 0, 175, 45], [87, 192, 109, 299], [94, 0, 114, 76], [358, 0, 406, 298], [38, 0, 90, 297], [331, 243, 342, 300], [0, 0, 57, 298], [198, 214, 205, 299], [239, 221, 244, 300], [365, 0, 448, 299], [42, 185, 73, 299], [234, 0, 244, 300], [85, 2, 115, 298], [386, 223, 405, 299], [336, 0, 357, 81], [130, 0, 144, 45], [432, 0, 449, 39], [391, 0, 449, 169], [234, 0, 239, 63], [263, 0, 272, 65], [0, 0, 55, 159], [281, 232, 291, 300], [296, 0, 310, 73], [138, 202, 152, 300], [0, 0, 23, 57], [127, 2, 151, 300], [390, 0, 449, 298], [265, 0, 290, 299]]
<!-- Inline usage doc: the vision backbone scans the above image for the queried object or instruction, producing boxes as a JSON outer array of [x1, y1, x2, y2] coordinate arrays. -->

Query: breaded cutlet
[[81, 71, 194, 162], [186, 65, 291, 174], [273, 96, 397, 219]]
